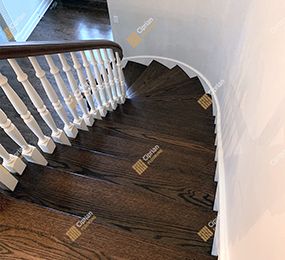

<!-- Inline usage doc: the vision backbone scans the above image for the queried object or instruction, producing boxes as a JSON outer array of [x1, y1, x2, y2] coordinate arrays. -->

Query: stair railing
[[0, 40, 126, 191]]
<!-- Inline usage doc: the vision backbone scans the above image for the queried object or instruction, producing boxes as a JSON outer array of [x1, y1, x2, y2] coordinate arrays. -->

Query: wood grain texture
[[5, 163, 216, 256], [127, 60, 170, 97], [0, 194, 211, 260], [123, 61, 147, 88]]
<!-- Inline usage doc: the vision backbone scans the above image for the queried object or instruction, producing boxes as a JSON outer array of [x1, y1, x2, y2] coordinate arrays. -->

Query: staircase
[[0, 40, 217, 259]]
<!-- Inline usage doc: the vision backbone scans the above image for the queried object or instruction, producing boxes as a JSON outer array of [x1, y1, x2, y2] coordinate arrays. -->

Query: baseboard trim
[[15, 0, 53, 41]]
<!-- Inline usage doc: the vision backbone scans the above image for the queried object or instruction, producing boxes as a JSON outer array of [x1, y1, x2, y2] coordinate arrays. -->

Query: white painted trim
[[123, 55, 229, 260], [214, 184, 219, 211], [212, 214, 220, 256], [15, 0, 53, 41], [215, 163, 219, 182]]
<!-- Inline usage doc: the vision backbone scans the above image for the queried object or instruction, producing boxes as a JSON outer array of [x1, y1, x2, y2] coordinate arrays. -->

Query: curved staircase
[[0, 51, 217, 259]]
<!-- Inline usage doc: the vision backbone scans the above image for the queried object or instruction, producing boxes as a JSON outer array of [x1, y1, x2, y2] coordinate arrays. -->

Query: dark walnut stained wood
[[0, 4, 217, 258], [123, 61, 147, 87], [0, 40, 123, 59], [0, 194, 208, 260], [127, 60, 170, 97], [6, 163, 216, 256]]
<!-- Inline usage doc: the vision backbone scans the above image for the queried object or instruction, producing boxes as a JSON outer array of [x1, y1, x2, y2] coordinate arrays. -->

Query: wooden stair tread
[[123, 61, 147, 88], [125, 98, 214, 125], [44, 141, 216, 210], [145, 76, 207, 97], [4, 164, 216, 256], [127, 60, 170, 97], [72, 119, 216, 161], [133, 66, 204, 97], [104, 100, 216, 147], [0, 194, 215, 260]]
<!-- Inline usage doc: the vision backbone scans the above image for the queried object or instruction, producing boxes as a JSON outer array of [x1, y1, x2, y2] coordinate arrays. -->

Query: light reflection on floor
[[77, 21, 113, 41], [28, 1, 113, 41]]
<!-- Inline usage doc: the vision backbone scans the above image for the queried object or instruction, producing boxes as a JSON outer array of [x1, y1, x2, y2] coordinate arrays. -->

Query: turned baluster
[[115, 52, 127, 103], [45, 55, 88, 131], [0, 109, 47, 166], [0, 144, 26, 175], [79, 51, 102, 119], [58, 53, 95, 125], [0, 72, 55, 154], [89, 50, 108, 117], [29, 56, 77, 139], [108, 49, 124, 104], [95, 49, 116, 111], [102, 49, 119, 104], [69, 52, 100, 120], [8, 58, 70, 146]]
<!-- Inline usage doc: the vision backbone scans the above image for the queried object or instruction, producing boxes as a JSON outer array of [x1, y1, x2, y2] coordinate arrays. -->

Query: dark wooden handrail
[[0, 40, 123, 59]]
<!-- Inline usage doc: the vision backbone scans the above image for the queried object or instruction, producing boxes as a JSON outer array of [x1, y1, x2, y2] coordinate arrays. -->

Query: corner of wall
[[15, 0, 53, 41]]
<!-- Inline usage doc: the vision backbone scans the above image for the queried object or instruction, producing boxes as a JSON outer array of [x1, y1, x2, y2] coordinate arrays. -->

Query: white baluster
[[29, 56, 77, 139], [115, 52, 127, 103], [58, 53, 95, 126], [0, 109, 47, 166], [8, 59, 70, 146], [79, 51, 102, 119], [45, 55, 88, 131], [0, 73, 55, 154], [0, 144, 26, 175], [69, 52, 100, 120], [89, 50, 108, 117], [108, 49, 124, 104], [102, 49, 119, 104], [0, 165, 18, 191], [95, 49, 116, 111]]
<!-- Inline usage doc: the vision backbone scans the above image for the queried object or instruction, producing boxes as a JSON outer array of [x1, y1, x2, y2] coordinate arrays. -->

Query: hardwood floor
[[28, 0, 112, 41], [0, 2, 217, 259]]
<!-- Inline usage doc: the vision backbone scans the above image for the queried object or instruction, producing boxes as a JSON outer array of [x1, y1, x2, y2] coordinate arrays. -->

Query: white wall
[[0, 0, 53, 41], [107, 1, 285, 259]]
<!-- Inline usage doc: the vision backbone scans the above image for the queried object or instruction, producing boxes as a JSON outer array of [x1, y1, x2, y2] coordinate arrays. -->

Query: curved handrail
[[0, 40, 123, 59]]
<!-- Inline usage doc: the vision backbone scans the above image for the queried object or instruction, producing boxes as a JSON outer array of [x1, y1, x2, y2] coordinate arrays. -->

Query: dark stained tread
[[44, 142, 216, 210], [103, 100, 216, 147], [123, 61, 147, 88], [3, 164, 216, 257], [0, 194, 213, 260], [138, 67, 205, 98], [127, 60, 170, 97]]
